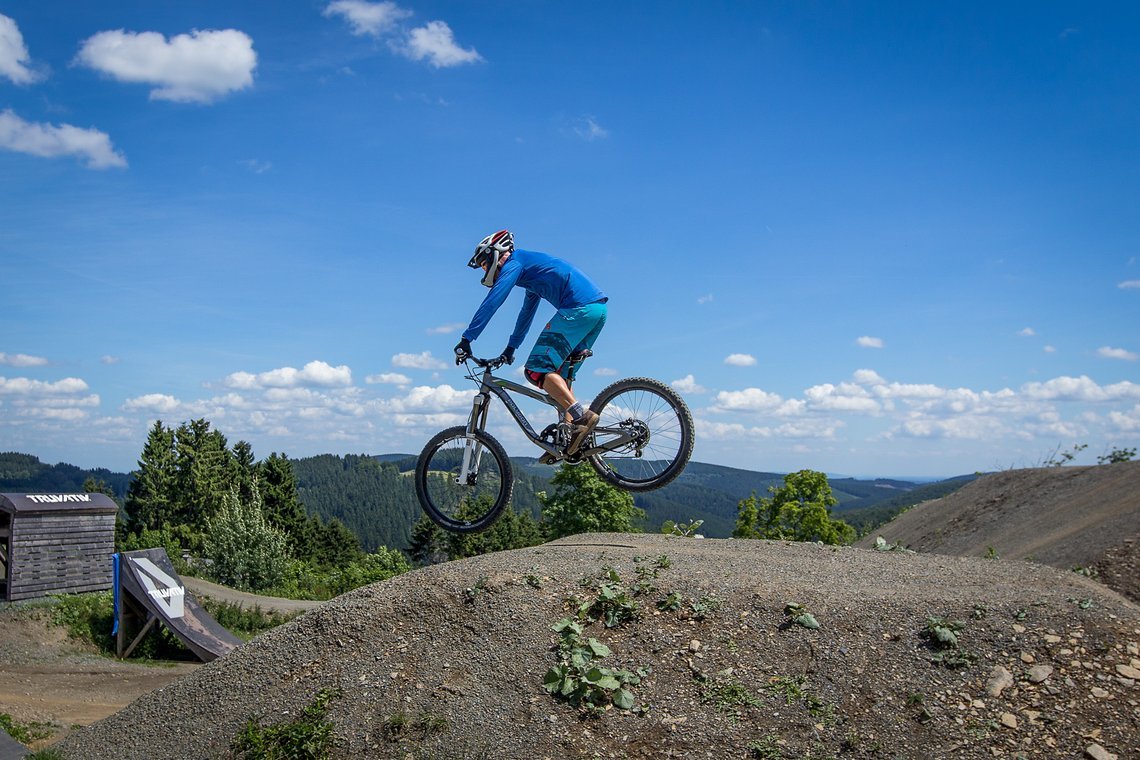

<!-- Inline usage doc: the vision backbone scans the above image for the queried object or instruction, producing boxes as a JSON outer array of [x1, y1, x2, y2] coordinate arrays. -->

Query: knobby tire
[[587, 377, 694, 492], [415, 426, 514, 533]]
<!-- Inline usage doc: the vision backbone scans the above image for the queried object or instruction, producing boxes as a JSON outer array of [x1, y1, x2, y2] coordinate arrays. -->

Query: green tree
[[259, 451, 310, 557], [408, 515, 447, 565], [203, 488, 290, 592], [733, 469, 855, 545], [174, 419, 236, 528], [312, 517, 362, 567], [441, 499, 545, 560], [232, 440, 258, 505], [540, 464, 645, 539], [125, 421, 177, 532]]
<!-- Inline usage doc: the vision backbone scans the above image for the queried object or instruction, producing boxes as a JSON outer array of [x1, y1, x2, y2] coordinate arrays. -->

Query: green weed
[[922, 616, 974, 668], [702, 680, 763, 713], [542, 618, 647, 715], [231, 688, 339, 759]]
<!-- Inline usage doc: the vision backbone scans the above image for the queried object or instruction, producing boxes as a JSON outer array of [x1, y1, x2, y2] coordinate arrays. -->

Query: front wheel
[[415, 426, 514, 533], [588, 377, 694, 492]]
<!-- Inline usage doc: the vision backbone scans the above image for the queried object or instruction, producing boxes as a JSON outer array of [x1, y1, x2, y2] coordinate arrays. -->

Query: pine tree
[[260, 451, 310, 557], [125, 421, 177, 532]]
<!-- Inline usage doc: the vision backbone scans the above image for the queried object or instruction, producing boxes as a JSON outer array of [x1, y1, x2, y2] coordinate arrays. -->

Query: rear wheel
[[415, 426, 513, 533], [587, 377, 694, 492]]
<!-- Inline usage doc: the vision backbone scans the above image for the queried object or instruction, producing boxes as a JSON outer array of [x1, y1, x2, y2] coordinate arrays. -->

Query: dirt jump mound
[[55, 534, 1139, 760]]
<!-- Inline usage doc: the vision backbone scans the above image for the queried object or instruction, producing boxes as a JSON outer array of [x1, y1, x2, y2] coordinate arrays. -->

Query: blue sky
[[2, 1, 1138, 478]]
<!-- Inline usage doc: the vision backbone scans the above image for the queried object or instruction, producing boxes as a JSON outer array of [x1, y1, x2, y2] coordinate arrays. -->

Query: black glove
[[499, 346, 515, 365], [454, 338, 472, 365]]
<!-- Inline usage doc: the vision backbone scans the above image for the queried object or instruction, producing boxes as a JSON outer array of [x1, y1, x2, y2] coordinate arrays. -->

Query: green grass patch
[[231, 688, 340, 759], [199, 598, 300, 641], [0, 712, 53, 745]]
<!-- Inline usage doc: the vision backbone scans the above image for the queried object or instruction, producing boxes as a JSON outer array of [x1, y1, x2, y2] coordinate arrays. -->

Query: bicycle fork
[[457, 391, 491, 486]]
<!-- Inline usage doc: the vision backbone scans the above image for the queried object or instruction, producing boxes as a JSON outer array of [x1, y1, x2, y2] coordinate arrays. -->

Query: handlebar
[[463, 355, 506, 371]]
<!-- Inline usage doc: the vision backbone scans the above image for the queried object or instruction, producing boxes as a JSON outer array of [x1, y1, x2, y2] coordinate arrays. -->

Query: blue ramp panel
[[115, 548, 243, 662]]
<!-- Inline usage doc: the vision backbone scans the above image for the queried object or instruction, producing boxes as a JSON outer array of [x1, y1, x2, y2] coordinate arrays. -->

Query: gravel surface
[[52, 533, 1140, 759]]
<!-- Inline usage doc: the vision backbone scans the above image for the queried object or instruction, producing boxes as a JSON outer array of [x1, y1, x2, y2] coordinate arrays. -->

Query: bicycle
[[415, 351, 695, 533]]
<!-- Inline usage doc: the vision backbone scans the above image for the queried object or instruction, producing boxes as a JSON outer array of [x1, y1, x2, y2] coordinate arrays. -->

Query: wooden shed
[[0, 492, 119, 602]]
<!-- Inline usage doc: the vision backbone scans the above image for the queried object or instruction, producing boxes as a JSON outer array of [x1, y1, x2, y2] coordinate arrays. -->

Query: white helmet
[[468, 229, 514, 287]]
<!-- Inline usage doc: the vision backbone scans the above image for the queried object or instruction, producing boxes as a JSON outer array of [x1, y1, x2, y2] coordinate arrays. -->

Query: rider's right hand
[[454, 338, 472, 365]]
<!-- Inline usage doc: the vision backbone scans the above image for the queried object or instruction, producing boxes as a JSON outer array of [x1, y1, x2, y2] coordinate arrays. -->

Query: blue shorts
[[525, 301, 607, 383]]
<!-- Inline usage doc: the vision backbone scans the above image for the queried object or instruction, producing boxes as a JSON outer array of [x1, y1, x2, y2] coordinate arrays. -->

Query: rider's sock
[[567, 402, 586, 422]]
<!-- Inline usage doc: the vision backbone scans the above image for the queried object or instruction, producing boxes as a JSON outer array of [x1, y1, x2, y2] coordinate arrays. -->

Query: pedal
[[538, 452, 558, 465]]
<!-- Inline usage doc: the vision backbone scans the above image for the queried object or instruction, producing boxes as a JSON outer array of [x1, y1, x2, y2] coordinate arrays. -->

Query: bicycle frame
[[455, 358, 640, 485]]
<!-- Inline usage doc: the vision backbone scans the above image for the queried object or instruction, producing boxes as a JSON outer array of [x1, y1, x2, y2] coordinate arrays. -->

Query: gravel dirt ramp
[[53, 533, 1140, 760]]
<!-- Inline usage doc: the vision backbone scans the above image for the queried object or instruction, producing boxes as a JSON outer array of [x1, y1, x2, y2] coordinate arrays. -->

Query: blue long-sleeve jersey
[[461, 249, 606, 349]]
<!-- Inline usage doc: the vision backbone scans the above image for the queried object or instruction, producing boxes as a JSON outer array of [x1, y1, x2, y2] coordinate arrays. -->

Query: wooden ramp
[[114, 548, 243, 662]]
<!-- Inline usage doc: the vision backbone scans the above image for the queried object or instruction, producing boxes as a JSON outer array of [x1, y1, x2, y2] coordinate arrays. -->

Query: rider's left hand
[[499, 346, 515, 365], [454, 338, 472, 365]]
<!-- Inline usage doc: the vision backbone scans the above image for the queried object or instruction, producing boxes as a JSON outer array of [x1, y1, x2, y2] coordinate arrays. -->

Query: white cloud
[[573, 116, 608, 141], [593, 367, 618, 377], [1108, 405, 1140, 432], [671, 374, 706, 394], [852, 369, 886, 386], [0, 376, 89, 395], [75, 28, 257, 104], [856, 336, 884, 349], [711, 387, 786, 413], [0, 13, 42, 84], [323, 0, 411, 36], [1044, 345, 1057, 354], [0, 109, 126, 169], [697, 294, 714, 305], [402, 20, 482, 68], [383, 384, 473, 413], [0, 352, 48, 367], [123, 393, 182, 413], [101, 355, 121, 365], [1018, 327, 1036, 337], [366, 372, 412, 386], [804, 382, 880, 413], [1021, 375, 1140, 402], [392, 351, 448, 370], [1117, 280, 1140, 290], [724, 353, 756, 367], [1097, 346, 1139, 361], [426, 322, 466, 335], [324, 1, 480, 68], [225, 360, 353, 390], [240, 159, 272, 174]]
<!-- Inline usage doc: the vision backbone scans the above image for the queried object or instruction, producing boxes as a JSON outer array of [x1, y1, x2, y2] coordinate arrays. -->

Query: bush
[[204, 490, 290, 592]]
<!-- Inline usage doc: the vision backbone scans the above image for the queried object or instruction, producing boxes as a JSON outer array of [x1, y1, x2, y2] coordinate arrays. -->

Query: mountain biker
[[454, 229, 608, 456]]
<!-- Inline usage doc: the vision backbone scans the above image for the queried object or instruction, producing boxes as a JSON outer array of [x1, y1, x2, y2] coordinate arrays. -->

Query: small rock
[[1085, 744, 1117, 760], [1115, 663, 1140, 680], [1044, 634, 1062, 644], [1091, 687, 1111, 699], [1027, 665, 1054, 683], [1012, 624, 1026, 634], [999, 712, 1018, 729], [986, 666, 1015, 697], [688, 639, 702, 653], [1020, 651, 1036, 664]]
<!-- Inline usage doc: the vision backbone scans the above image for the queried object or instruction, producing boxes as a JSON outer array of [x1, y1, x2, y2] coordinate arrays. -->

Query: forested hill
[[0, 450, 975, 553], [294, 456, 975, 551], [0, 452, 132, 498]]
